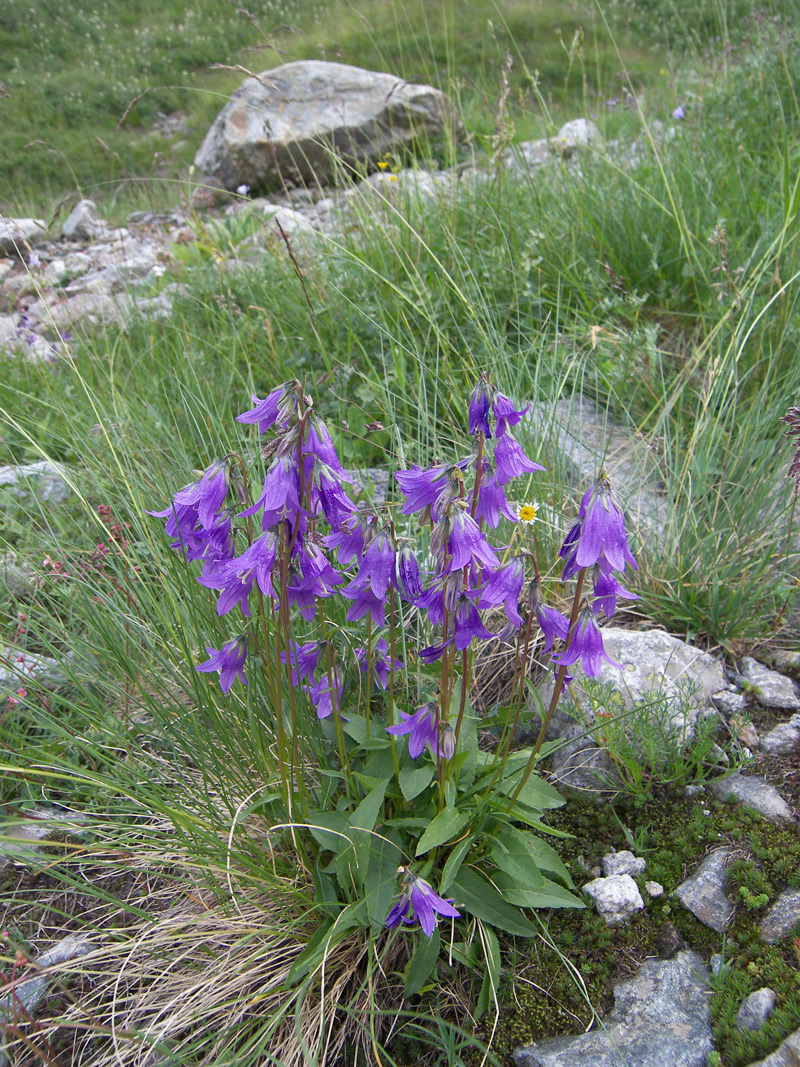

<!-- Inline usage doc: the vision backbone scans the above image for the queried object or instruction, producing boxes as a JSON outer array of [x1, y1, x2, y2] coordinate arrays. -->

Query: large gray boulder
[[537, 628, 726, 793], [514, 950, 712, 1067], [193, 61, 458, 193]]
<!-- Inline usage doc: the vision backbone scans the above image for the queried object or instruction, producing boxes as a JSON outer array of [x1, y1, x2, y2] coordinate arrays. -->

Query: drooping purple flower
[[573, 478, 637, 574], [311, 464, 358, 529], [526, 578, 571, 651], [324, 512, 378, 565], [395, 463, 453, 516], [469, 381, 492, 438], [199, 562, 254, 617], [478, 558, 525, 627], [306, 668, 343, 719], [417, 637, 454, 663], [590, 566, 640, 619], [281, 640, 325, 685], [197, 531, 279, 618], [552, 611, 621, 677], [453, 594, 495, 650], [474, 462, 518, 528], [493, 433, 545, 486], [236, 382, 296, 434], [286, 539, 343, 620], [493, 393, 531, 438], [168, 460, 229, 530], [385, 870, 460, 937], [435, 507, 500, 573], [340, 528, 396, 625], [240, 455, 305, 531], [174, 508, 235, 566], [386, 702, 439, 758], [536, 603, 570, 651], [356, 637, 403, 690], [416, 572, 464, 627], [396, 544, 424, 600], [341, 583, 387, 626], [672, 104, 686, 120], [196, 636, 247, 693], [304, 417, 347, 474]]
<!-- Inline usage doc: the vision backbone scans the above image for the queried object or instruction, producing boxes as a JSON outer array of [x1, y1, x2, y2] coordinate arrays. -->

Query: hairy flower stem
[[470, 433, 486, 517], [275, 522, 305, 815], [453, 649, 470, 746], [318, 607, 352, 798], [365, 617, 373, 740], [437, 610, 452, 811], [234, 451, 285, 796], [386, 590, 401, 776], [507, 570, 585, 811]]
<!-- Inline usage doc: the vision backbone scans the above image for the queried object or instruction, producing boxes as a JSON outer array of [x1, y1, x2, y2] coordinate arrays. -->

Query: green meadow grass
[[1, 0, 800, 1063], [3, 0, 669, 220]]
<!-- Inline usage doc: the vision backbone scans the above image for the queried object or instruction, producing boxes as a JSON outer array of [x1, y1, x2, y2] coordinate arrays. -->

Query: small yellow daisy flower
[[389, 174, 398, 181], [377, 161, 389, 170], [518, 502, 538, 525]]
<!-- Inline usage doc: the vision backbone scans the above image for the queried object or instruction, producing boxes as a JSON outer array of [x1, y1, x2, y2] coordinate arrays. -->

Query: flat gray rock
[[711, 688, 748, 717], [740, 657, 800, 711], [0, 552, 34, 597], [0, 459, 72, 504], [674, 848, 736, 933], [708, 772, 794, 824], [194, 60, 459, 193], [529, 396, 668, 546], [745, 1026, 800, 1067], [538, 628, 726, 794], [760, 889, 800, 944], [513, 950, 712, 1067], [0, 218, 47, 255], [0, 654, 70, 704], [760, 722, 800, 755], [0, 935, 92, 1021]]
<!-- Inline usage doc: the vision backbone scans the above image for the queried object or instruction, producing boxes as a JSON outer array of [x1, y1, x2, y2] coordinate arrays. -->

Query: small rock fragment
[[760, 723, 800, 755], [740, 657, 800, 711], [62, 199, 107, 241], [737, 987, 777, 1031], [760, 889, 800, 944], [645, 881, 664, 898], [584, 874, 645, 924], [0, 218, 47, 255], [710, 953, 730, 977], [601, 849, 646, 878], [712, 688, 749, 716], [675, 848, 736, 933], [655, 921, 686, 958]]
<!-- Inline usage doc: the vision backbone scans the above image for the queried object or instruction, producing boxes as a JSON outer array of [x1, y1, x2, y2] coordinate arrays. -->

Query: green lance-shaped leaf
[[415, 806, 470, 857], [399, 763, 435, 801], [404, 926, 441, 998], [452, 867, 536, 937]]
